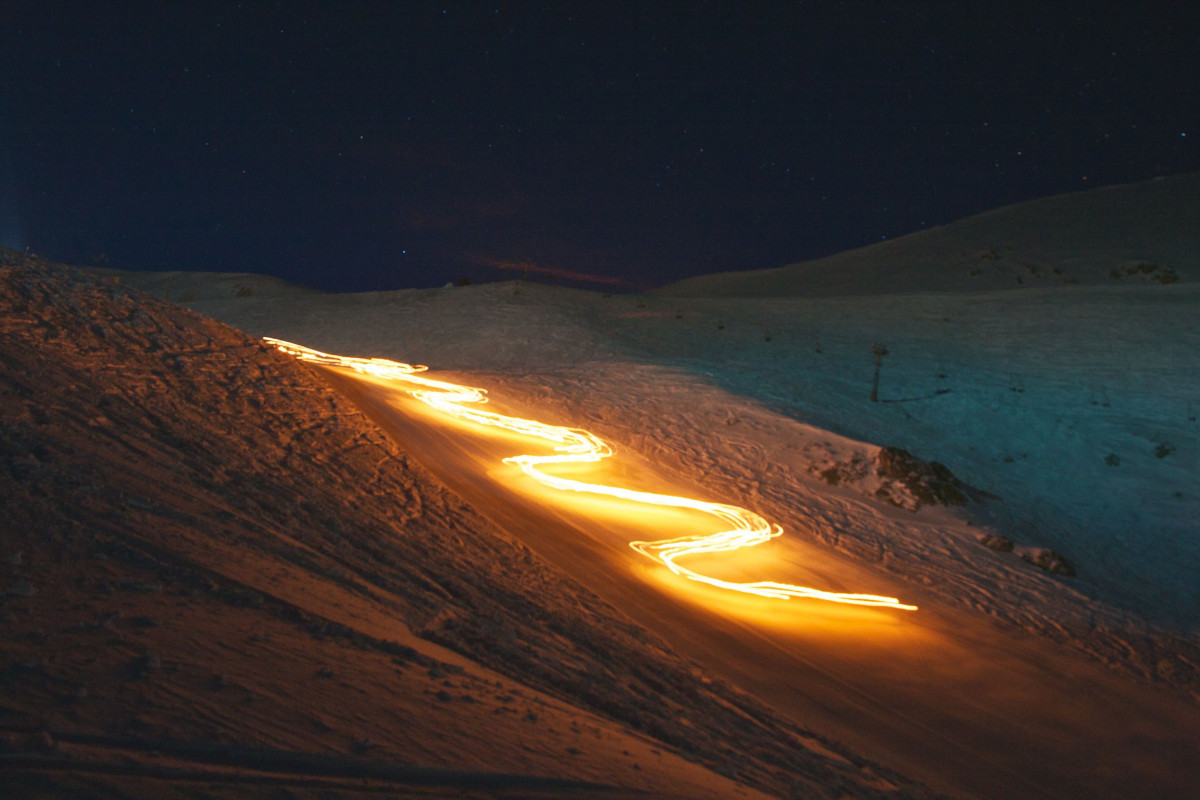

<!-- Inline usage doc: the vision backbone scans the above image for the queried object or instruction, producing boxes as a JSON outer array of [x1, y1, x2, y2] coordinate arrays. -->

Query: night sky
[[2, 2, 1196, 292]]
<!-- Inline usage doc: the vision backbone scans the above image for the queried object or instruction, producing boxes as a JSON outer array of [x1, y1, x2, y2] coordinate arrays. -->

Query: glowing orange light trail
[[266, 338, 917, 611]]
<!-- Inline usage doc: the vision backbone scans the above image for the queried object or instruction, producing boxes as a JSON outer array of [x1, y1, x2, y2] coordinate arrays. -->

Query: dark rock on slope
[[874, 447, 970, 509]]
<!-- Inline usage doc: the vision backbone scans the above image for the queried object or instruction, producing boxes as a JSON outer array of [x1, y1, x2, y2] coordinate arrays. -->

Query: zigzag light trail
[[266, 338, 917, 612]]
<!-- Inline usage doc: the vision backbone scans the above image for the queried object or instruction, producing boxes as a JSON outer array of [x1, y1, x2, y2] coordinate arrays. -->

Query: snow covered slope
[[131, 273, 1198, 633], [658, 172, 1199, 298], [63, 174, 1200, 798], [88, 275, 1200, 797], [3, 255, 937, 799]]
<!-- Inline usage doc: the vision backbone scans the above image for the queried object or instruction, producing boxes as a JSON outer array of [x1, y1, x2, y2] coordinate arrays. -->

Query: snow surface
[[2, 258, 824, 800], [74, 174, 1200, 798], [91, 275, 1200, 797], [141, 275, 1199, 632]]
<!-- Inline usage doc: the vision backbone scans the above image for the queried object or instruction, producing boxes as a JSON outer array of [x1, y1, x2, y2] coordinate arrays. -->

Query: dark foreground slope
[[0, 253, 935, 799]]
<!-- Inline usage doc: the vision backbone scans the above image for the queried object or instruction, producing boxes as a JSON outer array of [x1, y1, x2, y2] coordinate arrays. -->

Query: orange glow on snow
[[266, 338, 917, 612]]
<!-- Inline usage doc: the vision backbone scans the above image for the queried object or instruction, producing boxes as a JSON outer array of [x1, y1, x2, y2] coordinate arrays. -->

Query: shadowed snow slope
[[657, 172, 1199, 298], [1, 255, 940, 799]]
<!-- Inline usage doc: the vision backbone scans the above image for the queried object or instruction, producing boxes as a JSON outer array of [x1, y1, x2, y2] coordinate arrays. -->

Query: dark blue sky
[[2, 2, 1196, 292]]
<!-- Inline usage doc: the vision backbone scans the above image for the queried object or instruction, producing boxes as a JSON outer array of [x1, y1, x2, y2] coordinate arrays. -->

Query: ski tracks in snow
[[466, 361, 1173, 663]]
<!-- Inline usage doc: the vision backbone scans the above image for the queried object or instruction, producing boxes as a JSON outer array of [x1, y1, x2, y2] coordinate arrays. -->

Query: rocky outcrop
[[874, 446, 974, 510]]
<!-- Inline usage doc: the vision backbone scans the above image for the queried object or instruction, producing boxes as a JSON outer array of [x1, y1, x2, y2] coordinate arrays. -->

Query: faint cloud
[[460, 252, 630, 286]]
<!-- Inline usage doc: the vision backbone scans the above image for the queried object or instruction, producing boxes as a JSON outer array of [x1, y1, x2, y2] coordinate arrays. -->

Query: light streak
[[266, 338, 917, 612]]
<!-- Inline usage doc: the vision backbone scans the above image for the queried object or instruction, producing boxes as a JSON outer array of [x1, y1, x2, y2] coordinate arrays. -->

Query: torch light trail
[[266, 338, 917, 612]]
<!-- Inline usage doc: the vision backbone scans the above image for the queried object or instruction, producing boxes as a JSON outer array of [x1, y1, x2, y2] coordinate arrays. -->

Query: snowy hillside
[[659, 172, 1199, 297], [2, 255, 937, 799], [117, 273, 1199, 635], [43, 173, 1200, 799]]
